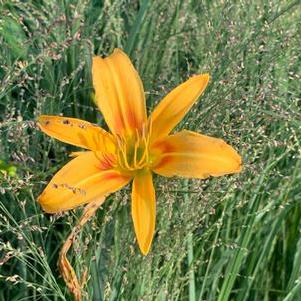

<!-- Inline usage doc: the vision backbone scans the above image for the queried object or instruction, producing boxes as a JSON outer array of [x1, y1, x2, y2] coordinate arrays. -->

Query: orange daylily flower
[[38, 47, 242, 253], [38, 49, 241, 299]]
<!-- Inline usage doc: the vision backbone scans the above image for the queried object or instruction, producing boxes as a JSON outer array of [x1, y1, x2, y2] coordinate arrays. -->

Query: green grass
[[1, 0, 301, 300]]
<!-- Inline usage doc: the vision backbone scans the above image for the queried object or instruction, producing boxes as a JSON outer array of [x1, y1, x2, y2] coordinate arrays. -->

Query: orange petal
[[149, 74, 209, 142], [151, 130, 242, 178], [38, 115, 115, 152], [131, 171, 156, 255], [38, 152, 131, 213], [92, 49, 147, 136]]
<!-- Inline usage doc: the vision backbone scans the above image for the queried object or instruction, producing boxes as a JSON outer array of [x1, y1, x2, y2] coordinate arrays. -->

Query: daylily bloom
[[38, 48, 241, 258]]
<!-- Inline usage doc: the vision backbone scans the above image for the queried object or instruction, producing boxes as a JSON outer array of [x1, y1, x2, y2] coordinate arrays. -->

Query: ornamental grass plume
[[37, 49, 242, 300]]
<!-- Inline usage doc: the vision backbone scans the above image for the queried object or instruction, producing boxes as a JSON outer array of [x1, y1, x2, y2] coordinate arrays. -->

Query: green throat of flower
[[116, 127, 151, 172]]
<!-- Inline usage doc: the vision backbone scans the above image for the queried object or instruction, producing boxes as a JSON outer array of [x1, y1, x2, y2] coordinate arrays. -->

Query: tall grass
[[1, 0, 301, 300]]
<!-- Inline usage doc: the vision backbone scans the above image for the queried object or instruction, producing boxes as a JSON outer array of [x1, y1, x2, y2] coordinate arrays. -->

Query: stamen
[[114, 123, 152, 172], [120, 141, 133, 170], [133, 140, 139, 168], [143, 135, 149, 163], [147, 117, 153, 142]]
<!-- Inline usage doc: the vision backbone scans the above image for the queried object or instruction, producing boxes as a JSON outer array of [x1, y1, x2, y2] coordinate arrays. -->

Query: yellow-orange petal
[[38, 115, 115, 152], [131, 170, 156, 255], [92, 49, 147, 136], [149, 74, 209, 142], [38, 151, 131, 213], [151, 130, 242, 179]]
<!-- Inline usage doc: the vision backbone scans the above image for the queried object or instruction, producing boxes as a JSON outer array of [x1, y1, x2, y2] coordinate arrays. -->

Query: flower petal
[[149, 74, 209, 142], [38, 115, 115, 152], [131, 171, 156, 255], [92, 49, 147, 136], [151, 130, 242, 178], [38, 152, 131, 213]]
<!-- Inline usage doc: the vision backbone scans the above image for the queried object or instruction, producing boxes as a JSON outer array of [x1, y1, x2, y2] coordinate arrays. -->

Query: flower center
[[116, 125, 151, 172]]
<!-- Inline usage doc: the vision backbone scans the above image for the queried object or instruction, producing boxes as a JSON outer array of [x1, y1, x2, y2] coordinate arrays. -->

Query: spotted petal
[[38, 115, 115, 152], [39, 152, 131, 213]]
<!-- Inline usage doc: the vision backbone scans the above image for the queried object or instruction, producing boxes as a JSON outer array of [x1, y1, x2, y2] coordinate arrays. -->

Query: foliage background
[[0, 0, 301, 300]]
